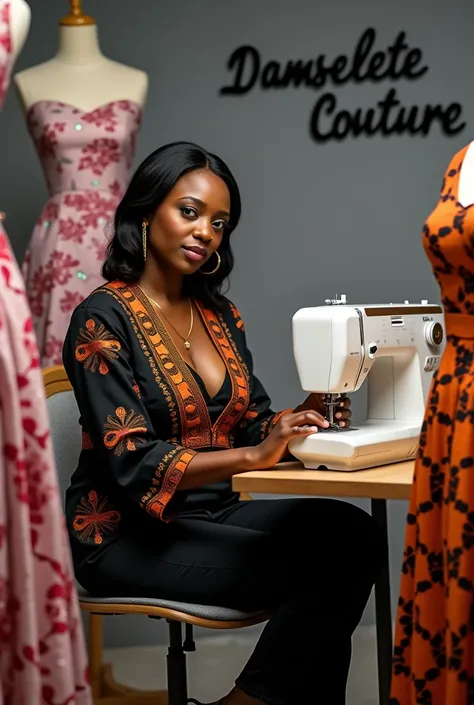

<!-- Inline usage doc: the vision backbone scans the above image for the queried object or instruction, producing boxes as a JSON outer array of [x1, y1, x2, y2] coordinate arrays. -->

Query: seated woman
[[63, 141, 386, 705]]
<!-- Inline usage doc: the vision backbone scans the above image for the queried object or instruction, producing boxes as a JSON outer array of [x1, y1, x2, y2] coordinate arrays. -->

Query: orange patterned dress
[[391, 144, 474, 704]]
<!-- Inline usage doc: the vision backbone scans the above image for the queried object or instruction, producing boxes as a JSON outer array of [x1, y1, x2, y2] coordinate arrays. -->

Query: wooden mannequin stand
[[60, 0, 95, 25]]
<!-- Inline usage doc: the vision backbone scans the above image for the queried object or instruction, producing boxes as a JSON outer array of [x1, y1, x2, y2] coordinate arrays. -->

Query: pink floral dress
[[22, 99, 142, 367], [0, 4, 91, 703]]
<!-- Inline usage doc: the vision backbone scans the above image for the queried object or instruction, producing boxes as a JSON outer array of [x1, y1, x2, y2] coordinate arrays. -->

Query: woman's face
[[147, 168, 231, 275]]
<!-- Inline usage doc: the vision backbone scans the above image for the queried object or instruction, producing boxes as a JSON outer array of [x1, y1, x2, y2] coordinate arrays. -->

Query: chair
[[43, 365, 270, 705]]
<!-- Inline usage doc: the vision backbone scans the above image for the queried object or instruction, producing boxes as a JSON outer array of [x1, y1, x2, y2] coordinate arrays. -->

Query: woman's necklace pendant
[[184, 340, 191, 350]]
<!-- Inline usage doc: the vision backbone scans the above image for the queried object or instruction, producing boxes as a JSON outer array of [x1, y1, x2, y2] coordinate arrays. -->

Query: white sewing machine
[[288, 295, 445, 471]]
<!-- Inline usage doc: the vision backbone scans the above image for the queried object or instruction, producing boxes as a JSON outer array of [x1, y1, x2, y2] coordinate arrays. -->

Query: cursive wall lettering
[[219, 28, 465, 142], [311, 89, 464, 141]]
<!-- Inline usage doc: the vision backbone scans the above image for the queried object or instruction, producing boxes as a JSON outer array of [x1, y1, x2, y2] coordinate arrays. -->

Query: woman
[[63, 141, 385, 705]]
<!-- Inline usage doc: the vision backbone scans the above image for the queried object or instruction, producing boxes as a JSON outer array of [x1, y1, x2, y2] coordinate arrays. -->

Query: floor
[[104, 624, 379, 704]]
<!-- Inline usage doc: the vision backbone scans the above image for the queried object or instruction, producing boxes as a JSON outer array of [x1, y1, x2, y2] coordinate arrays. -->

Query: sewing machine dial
[[424, 321, 444, 347]]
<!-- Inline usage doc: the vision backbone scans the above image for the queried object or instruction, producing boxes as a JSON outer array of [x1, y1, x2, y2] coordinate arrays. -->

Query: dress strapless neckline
[[26, 98, 143, 119]]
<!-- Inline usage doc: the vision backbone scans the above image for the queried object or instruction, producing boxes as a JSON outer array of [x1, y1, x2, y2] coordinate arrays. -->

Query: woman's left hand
[[294, 393, 352, 428]]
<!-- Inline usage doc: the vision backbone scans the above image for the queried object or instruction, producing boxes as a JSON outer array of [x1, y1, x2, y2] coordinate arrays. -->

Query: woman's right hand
[[247, 410, 329, 470]]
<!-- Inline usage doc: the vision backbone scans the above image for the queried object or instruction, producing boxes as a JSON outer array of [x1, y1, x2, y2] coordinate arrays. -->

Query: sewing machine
[[288, 295, 445, 471]]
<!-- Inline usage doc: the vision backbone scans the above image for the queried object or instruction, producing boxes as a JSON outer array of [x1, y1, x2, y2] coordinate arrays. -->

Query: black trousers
[[83, 498, 386, 705]]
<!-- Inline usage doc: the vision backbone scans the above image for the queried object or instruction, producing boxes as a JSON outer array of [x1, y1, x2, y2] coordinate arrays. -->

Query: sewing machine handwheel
[[424, 321, 443, 346]]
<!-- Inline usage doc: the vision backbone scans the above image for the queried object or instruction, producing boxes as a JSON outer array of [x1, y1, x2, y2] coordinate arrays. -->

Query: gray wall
[[4, 0, 473, 648]]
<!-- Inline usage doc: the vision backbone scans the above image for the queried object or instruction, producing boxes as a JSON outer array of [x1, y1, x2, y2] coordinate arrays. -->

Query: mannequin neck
[[56, 25, 103, 65]]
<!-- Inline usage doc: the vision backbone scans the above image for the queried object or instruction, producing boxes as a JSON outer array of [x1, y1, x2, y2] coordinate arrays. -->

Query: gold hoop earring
[[142, 220, 148, 262], [200, 250, 221, 276]]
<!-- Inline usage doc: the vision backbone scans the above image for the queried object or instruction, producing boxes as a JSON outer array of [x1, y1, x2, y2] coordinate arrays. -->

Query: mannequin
[[9, 0, 30, 61], [15, 1, 148, 111], [0, 0, 29, 222], [457, 140, 474, 207], [0, 1, 91, 703], [0, 0, 30, 108], [17, 0, 148, 367], [390, 141, 474, 704]]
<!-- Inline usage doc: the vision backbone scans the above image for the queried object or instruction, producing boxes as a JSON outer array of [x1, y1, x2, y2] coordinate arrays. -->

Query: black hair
[[102, 141, 241, 309]]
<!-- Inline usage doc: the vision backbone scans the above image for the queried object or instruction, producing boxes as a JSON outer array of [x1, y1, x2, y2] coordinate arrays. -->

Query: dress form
[[18, 0, 148, 366], [0, 2, 91, 702], [390, 143, 474, 703], [14, 1, 148, 112], [9, 0, 30, 62], [0, 0, 29, 107], [457, 140, 474, 208]]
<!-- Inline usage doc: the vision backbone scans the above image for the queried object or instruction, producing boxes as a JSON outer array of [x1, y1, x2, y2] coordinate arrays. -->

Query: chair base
[[93, 662, 168, 705]]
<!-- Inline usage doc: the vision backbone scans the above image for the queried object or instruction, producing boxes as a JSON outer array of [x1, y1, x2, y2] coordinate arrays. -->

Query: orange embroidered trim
[[82, 432, 93, 450], [143, 448, 196, 521], [229, 303, 245, 330], [103, 283, 250, 450], [243, 406, 258, 422], [108, 282, 211, 448], [73, 490, 121, 545], [75, 318, 121, 374], [103, 407, 148, 455], [99, 285, 179, 441], [132, 380, 141, 398], [196, 302, 250, 448]]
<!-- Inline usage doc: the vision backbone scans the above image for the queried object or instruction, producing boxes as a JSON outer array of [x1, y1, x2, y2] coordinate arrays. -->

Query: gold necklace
[[143, 290, 194, 349]]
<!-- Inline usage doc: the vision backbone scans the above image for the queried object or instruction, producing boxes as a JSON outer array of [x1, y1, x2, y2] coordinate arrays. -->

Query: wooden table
[[232, 459, 414, 705]]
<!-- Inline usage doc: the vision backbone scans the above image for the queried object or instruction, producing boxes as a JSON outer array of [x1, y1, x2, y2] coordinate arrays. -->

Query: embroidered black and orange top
[[63, 281, 291, 572]]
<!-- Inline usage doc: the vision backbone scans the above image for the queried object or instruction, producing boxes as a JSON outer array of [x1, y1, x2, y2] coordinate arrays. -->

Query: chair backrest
[[43, 364, 252, 504], [43, 365, 82, 503]]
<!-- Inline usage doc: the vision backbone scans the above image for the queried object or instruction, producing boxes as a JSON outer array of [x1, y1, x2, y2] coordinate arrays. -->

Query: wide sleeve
[[231, 307, 292, 448], [63, 305, 197, 522]]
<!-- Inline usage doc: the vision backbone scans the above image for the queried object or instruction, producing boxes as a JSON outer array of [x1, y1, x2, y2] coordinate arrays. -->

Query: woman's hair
[[102, 141, 241, 309]]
